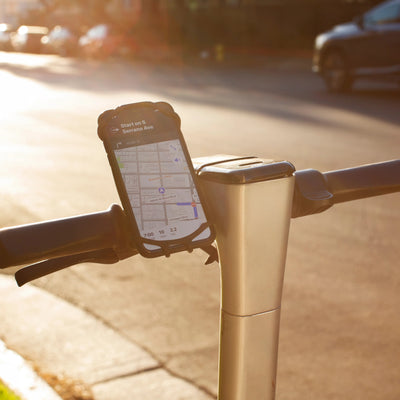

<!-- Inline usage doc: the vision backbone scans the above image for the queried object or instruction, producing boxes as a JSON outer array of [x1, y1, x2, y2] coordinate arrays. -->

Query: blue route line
[[176, 202, 199, 218]]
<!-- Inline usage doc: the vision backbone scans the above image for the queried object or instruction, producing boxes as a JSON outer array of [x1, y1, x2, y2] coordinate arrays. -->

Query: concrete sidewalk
[[0, 274, 214, 400]]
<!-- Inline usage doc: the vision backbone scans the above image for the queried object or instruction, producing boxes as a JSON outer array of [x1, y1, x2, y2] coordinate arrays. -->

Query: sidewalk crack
[[91, 365, 161, 385]]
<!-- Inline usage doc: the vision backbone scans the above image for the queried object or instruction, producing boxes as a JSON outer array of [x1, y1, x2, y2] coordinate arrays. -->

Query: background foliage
[[22, 0, 385, 52]]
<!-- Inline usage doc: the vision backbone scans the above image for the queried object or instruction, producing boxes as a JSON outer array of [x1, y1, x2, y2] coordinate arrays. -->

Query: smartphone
[[98, 102, 215, 257]]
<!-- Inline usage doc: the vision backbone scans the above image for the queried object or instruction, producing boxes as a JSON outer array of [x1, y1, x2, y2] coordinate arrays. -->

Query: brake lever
[[15, 247, 138, 287], [14, 233, 218, 286]]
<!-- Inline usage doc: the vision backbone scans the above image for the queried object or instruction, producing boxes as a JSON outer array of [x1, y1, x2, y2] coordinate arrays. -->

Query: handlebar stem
[[195, 156, 295, 400]]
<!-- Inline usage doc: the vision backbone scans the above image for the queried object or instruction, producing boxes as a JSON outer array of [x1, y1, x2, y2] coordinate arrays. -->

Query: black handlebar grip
[[292, 160, 400, 218], [0, 204, 128, 269], [324, 160, 400, 204]]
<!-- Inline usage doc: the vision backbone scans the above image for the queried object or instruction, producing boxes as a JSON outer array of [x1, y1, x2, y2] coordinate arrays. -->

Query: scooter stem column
[[195, 156, 295, 400]]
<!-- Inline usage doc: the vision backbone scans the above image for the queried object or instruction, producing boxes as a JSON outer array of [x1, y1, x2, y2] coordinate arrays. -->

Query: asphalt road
[[0, 52, 399, 400]]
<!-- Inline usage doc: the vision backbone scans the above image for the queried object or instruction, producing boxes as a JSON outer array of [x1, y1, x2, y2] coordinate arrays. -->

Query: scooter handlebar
[[0, 204, 132, 269], [292, 159, 400, 218], [324, 160, 400, 204], [1, 159, 398, 282]]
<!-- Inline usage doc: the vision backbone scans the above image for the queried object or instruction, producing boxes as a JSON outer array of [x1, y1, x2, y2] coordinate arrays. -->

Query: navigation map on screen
[[115, 139, 210, 248]]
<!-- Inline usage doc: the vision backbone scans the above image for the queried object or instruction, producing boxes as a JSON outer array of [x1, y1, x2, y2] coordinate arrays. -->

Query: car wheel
[[321, 51, 353, 93]]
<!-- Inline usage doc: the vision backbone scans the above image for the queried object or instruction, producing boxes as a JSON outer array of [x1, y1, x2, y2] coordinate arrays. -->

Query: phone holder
[[140, 222, 217, 262]]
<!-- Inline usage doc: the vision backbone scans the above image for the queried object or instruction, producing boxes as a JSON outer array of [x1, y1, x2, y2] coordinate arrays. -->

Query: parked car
[[41, 26, 78, 56], [11, 25, 48, 53], [313, 0, 400, 92], [0, 23, 13, 51], [78, 24, 137, 59]]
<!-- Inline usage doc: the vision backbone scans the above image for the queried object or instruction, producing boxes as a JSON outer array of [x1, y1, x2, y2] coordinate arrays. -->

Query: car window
[[364, 2, 400, 26], [87, 26, 98, 39], [50, 27, 66, 39], [58, 29, 70, 39], [88, 25, 107, 39]]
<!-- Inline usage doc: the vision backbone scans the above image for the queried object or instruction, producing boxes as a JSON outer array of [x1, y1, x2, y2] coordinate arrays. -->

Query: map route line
[[177, 202, 199, 219]]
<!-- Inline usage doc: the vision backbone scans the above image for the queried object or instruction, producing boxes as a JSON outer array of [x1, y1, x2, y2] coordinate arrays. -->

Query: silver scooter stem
[[195, 156, 295, 400]]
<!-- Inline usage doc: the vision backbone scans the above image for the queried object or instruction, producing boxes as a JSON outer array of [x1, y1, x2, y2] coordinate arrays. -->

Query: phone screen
[[103, 104, 212, 253]]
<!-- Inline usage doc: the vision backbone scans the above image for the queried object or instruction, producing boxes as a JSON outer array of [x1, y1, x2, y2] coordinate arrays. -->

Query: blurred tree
[[142, 0, 160, 13], [38, 0, 111, 13], [35, 0, 111, 25], [22, 0, 384, 56]]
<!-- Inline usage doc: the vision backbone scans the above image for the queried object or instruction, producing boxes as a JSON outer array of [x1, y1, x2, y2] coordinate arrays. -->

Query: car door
[[361, 0, 400, 69]]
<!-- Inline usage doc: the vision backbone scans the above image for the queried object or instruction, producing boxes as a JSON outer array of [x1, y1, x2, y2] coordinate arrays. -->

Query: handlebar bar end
[[292, 169, 333, 218]]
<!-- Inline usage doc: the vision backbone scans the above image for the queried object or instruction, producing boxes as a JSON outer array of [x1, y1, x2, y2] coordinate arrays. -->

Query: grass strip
[[0, 380, 21, 400]]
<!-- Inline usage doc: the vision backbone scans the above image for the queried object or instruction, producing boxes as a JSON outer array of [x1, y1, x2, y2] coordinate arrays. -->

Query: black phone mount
[[140, 223, 211, 254], [98, 101, 217, 260]]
